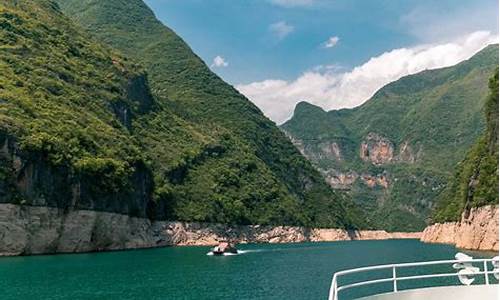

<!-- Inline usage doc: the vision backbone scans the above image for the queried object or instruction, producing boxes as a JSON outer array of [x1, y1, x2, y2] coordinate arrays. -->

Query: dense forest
[[0, 0, 364, 229], [433, 70, 499, 222], [1, 0, 496, 233]]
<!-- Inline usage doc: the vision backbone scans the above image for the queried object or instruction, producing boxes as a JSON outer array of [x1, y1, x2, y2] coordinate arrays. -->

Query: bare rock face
[[0, 203, 422, 256], [359, 134, 418, 165], [396, 141, 416, 163], [318, 142, 342, 160], [309, 229, 420, 241], [161, 224, 421, 245], [0, 204, 169, 256], [421, 205, 499, 251], [309, 228, 351, 241], [324, 170, 358, 189], [323, 170, 389, 190], [360, 133, 394, 165], [0, 133, 159, 220], [360, 173, 390, 188], [291, 140, 343, 162], [376, 174, 390, 188]]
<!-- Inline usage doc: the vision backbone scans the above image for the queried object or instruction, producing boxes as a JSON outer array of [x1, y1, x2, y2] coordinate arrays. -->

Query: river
[[0, 239, 494, 299]]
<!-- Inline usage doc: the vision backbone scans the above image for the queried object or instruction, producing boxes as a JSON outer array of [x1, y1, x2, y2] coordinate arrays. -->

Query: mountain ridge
[[432, 69, 498, 222], [0, 0, 362, 230], [282, 44, 498, 230]]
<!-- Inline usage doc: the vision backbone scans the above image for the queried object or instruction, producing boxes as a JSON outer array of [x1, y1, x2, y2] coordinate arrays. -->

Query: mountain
[[0, 0, 361, 229], [432, 70, 498, 222], [282, 45, 498, 231]]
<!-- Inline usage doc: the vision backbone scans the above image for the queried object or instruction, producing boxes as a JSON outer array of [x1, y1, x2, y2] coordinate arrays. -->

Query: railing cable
[[328, 257, 499, 300]]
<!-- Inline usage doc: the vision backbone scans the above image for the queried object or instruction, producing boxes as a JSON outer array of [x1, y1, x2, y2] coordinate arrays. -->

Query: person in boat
[[211, 241, 238, 255]]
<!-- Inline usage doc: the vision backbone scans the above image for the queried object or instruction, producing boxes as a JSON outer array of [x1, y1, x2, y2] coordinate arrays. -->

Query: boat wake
[[237, 249, 263, 254]]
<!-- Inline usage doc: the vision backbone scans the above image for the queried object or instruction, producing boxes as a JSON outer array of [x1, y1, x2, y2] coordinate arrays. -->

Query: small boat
[[210, 241, 238, 256]]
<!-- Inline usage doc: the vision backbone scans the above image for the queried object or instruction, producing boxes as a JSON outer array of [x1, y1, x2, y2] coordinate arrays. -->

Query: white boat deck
[[328, 255, 499, 300], [358, 285, 499, 300]]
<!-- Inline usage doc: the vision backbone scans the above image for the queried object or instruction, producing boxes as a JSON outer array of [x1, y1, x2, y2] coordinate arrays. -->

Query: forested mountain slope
[[282, 45, 498, 231], [0, 0, 361, 229], [433, 70, 498, 222]]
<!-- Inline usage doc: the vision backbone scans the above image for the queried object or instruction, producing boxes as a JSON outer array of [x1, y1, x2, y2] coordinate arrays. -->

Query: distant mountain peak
[[49, 0, 360, 228], [281, 46, 498, 231], [293, 101, 325, 115]]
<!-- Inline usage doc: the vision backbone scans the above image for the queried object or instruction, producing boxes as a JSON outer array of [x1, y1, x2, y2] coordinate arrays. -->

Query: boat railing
[[328, 256, 499, 300]]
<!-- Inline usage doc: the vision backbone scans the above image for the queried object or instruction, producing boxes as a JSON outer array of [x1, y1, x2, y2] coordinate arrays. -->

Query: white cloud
[[236, 31, 498, 124], [269, 21, 294, 40], [324, 36, 340, 48], [269, 0, 314, 7], [211, 55, 229, 68]]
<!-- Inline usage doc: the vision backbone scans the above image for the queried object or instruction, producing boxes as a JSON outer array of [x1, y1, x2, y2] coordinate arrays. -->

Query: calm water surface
[[0, 240, 494, 300]]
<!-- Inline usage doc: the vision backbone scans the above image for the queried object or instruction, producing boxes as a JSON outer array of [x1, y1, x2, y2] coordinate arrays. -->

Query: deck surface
[[358, 285, 499, 300]]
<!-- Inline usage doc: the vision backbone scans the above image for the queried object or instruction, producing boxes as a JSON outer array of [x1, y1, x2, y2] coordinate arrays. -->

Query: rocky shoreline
[[420, 205, 499, 251], [0, 203, 420, 256], [166, 222, 422, 246], [3, 202, 496, 256]]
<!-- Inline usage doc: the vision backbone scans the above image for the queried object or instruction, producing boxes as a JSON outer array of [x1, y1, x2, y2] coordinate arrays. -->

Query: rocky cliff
[[422, 71, 499, 252], [281, 46, 499, 231], [421, 205, 498, 251], [0, 0, 359, 232], [0, 203, 420, 256], [432, 71, 499, 223]]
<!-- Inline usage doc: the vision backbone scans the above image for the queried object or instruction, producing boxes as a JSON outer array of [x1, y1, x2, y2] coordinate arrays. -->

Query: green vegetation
[[0, 0, 359, 228], [282, 46, 498, 231], [433, 70, 499, 222], [0, 0, 144, 189]]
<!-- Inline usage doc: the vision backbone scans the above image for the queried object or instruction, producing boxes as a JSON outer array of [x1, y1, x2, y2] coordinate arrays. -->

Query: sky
[[144, 0, 499, 124]]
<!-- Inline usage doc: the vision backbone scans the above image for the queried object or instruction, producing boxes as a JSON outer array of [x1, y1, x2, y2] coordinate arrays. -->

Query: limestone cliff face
[[0, 133, 166, 220], [0, 203, 421, 256], [323, 170, 389, 190], [289, 138, 342, 162], [360, 133, 394, 165], [421, 205, 499, 251], [298, 133, 416, 191], [318, 142, 342, 161], [323, 170, 358, 189], [359, 133, 417, 165], [361, 173, 389, 188], [281, 130, 440, 231], [0, 204, 168, 256]]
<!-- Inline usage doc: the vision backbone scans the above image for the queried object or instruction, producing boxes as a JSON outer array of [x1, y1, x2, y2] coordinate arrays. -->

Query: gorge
[[0, 0, 361, 250], [282, 45, 498, 232], [0, 0, 497, 256]]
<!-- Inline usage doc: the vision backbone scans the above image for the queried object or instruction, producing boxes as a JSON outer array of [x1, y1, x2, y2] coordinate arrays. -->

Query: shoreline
[[163, 222, 423, 246], [2, 203, 498, 256], [420, 205, 499, 252], [3, 237, 497, 258], [0, 203, 420, 256]]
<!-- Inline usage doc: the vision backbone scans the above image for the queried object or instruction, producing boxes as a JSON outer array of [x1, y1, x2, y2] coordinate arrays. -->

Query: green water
[[0, 240, 495, 300]]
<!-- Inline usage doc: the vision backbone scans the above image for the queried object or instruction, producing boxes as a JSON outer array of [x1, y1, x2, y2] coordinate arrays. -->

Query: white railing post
[[328, 274, 337, 300], [392, 266, 398, 292], [333, 278, 339, 300], [484, 260, 489, 285], [327, 258, 497, 300]]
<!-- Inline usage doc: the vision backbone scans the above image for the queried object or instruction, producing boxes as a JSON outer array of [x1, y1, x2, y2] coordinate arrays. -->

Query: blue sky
[[144, 0, 498, 123]]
